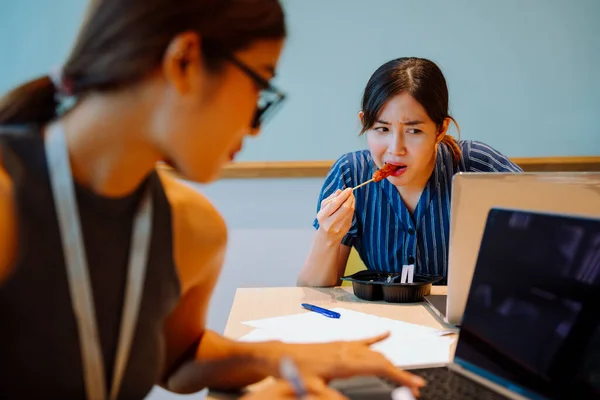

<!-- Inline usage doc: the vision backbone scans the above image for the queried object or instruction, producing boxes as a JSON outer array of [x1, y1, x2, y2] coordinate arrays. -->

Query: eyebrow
[[375, 119, 425, 125], [403, 120, 425, 126]]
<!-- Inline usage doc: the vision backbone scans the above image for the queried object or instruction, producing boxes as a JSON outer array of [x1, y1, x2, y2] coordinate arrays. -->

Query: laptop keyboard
[[410, 367, 508, 399], [329, 367, 509, 399], [329, 376, 397, 400]]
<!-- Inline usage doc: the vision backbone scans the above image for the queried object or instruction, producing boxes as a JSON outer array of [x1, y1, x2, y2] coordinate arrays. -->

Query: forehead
[[378, 93, 431, 122]]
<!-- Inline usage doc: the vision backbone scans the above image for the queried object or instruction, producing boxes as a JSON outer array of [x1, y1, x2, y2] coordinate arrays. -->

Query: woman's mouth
[[385, 163, 407, 177]]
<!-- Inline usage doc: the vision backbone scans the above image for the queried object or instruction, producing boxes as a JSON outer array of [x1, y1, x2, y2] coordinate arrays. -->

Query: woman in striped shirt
[[298, 57, 522, 287]]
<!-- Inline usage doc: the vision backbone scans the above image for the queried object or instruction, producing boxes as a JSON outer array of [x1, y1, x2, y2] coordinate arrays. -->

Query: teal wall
[[1, 0, 599, 160], [0, 0, 86, 93]]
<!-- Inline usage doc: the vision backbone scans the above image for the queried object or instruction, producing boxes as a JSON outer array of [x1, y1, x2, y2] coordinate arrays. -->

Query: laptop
[[332, 208, 600, 399], [424, 172, 600, 326]]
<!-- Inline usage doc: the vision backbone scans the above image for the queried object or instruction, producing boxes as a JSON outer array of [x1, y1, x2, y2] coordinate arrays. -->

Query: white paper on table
[[238, 327, 453, 368], [370, 333, 453, 368], [243, 308, 448, 342]]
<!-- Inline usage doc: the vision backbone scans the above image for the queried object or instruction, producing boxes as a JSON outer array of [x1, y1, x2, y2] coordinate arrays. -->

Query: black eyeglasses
[[225, 55, 286, 130]]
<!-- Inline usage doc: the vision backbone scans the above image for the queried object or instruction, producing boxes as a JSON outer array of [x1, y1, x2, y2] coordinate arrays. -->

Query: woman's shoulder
[[330, 149, 374, 176], [457, 140, 522, 172], [157, 168, 227, 242], [0, 125, 38, 284], [457, 139, 504, 154], [0, 150, 16, 285], [157, 168, 227, 292], [321, 150, 375, 190]]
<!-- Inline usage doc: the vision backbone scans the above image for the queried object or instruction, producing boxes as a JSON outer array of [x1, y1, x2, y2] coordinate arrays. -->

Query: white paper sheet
[[240, 308, 455, 368], [243, 308, 449, 340], [239, 327, 453, 368]]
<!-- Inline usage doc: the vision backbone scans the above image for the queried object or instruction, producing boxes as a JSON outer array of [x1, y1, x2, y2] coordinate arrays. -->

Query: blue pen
[[280, 356, 307, 398], [301, 303, 341, 319]]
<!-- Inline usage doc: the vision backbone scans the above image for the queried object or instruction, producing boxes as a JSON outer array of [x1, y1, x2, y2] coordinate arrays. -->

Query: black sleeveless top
[[0, 125, 181, 399]]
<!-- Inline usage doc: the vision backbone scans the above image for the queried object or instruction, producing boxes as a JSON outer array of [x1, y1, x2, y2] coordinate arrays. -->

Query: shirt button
[[407, 228, 415, 235], [408, 256, 415, 264]]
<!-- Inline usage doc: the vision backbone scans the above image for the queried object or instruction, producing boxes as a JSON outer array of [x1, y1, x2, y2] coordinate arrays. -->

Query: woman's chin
[[168, 161, 220, 184], [387, 174, 410, 186], [196, 167, 222, 183]]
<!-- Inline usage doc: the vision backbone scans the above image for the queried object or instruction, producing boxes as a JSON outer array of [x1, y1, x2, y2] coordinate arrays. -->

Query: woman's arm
[[297, 188, 355, 287], [164, 293, 281, 393], [0, 156, 17, 285], [158, 172, 425, 397], [297, 233, 351, 287], [159, 170, 273, 392]]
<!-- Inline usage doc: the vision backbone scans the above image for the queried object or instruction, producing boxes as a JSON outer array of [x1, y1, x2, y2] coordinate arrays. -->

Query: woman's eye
[[374, 126, 389, 133], [407, 128, 422, 134]]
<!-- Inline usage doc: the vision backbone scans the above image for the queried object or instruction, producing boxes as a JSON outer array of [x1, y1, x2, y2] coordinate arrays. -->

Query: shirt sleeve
[[313, 153, 358, 246], [465, 141, 523, 172]]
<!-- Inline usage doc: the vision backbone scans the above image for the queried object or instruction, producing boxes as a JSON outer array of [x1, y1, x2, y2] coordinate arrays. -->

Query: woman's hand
[[239, 376, 348, 400], [316, 188, 355, 244], [269, 333, 426, 398]]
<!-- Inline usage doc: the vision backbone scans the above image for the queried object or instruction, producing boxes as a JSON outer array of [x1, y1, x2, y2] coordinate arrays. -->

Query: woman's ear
[[162, 31, 204, 94], [358, 110, 364, 123], [436, 117, 451, 143]]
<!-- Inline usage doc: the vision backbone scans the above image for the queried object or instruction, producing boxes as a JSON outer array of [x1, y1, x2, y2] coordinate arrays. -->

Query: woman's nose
[[248, 126, 261, 137], [388, 132, 406, 155]]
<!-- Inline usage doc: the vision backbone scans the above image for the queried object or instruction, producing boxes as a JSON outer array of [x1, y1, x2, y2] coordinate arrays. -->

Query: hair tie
[[49, 66, 77, 116], [49, 67, 75, 96]]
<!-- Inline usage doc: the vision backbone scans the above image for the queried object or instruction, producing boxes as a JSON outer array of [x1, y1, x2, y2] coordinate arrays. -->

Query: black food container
[[341, 270, 442, 303]]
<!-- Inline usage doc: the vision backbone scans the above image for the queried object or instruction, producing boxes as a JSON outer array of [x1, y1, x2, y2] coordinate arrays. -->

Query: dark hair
[[360, 57, 461, 165], [0, 0, 286, 126]]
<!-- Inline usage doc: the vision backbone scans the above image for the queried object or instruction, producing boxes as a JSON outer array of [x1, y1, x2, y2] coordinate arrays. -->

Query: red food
[[372, 164, 398, 182]]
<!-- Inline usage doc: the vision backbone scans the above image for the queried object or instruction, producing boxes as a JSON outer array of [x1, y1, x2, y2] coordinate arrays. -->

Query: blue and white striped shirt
[[313, 140, 523, 283]]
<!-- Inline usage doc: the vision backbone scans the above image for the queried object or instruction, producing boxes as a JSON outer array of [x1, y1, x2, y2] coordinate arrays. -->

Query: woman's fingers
[[359, 332, 390, 345], [320, 189, 352, 216], [321, 189, 352, 213], [321, 189, 342, 207], [344, 334, 426, 397]]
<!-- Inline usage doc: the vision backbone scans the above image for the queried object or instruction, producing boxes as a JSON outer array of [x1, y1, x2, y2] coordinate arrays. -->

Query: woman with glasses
[[298, 57, 522, 288], [0, 1, 425, 399]]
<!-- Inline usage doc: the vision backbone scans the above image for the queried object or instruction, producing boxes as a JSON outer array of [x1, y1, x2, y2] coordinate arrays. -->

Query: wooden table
[[209, 286, 450, 399], [224, 286, 450, 339]]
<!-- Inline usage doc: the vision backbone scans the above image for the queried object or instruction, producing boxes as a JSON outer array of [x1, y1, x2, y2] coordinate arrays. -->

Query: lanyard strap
[[45, 124, 153, 400]]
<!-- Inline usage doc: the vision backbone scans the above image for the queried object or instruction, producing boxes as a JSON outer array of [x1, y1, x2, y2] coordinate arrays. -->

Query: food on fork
[[352, 163, 403, 191], [372, 163, 400, 182]]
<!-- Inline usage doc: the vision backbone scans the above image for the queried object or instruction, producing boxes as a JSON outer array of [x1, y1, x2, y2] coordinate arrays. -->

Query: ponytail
[[0, 76, 58, 125], [440, 116, 462, 165]]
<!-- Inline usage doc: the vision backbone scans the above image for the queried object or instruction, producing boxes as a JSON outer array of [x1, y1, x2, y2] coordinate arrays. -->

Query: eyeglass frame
[[224, 54, 287, 130]]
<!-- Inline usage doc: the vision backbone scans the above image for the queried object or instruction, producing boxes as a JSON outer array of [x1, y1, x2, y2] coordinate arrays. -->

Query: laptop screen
[[455, 209, 600, 399]]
